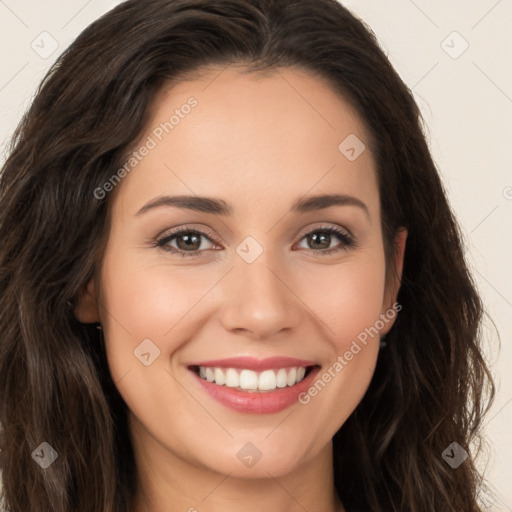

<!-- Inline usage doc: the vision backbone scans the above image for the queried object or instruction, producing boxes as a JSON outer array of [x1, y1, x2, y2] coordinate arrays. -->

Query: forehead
[[148, 64, 369, 145], [111, 65, 378, 220]]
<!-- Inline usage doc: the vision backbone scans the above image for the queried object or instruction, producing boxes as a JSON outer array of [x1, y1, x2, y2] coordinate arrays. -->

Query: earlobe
[[73, 278, 100, 324], [381, 227, 408, 331], [394, 227, 408, 282]]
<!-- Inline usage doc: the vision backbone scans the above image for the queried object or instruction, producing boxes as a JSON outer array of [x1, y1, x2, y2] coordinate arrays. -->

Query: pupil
[[309, 232, 330, 250], [177, 233, 200, 251]]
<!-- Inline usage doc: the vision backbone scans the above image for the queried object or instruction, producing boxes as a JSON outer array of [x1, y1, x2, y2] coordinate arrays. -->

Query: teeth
[[214, 367, 226, 385], [225, 368, 238, 388], [196, 366, 309, 391], [286, 367, 297, 386], [205, 367, 215, 382], [258, 369, 276, 391], [276, 368, 288, 388], [240, 369, 258, 390]]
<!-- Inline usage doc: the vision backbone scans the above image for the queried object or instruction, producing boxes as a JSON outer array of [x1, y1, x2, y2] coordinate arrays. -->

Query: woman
[[0, 0, 496, 511]]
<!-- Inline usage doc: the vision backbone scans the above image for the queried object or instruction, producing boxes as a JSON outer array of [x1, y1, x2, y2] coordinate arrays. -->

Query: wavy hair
[[0, 0, 496, 510]]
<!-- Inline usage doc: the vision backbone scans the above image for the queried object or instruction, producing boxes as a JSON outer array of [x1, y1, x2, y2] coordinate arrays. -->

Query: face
[[77, 66, 406, 481]]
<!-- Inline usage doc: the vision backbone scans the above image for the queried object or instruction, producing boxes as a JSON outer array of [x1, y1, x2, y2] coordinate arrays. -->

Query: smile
[[191, 365, 312, 392], [187, 357, 322, 414]]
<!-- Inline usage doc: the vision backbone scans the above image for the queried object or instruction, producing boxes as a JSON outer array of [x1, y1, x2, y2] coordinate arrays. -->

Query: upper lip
[[187, 356, 319, 372]]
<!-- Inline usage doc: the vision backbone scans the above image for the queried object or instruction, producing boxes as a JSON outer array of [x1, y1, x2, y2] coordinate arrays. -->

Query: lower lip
[[190, 366, 321, 414]]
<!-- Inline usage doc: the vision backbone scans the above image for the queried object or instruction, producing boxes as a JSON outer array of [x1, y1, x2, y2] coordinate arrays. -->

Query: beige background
[[0, 0, 511, 509]]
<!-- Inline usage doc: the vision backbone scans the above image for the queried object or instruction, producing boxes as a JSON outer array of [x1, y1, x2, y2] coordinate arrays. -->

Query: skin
[[75, 65, 407, 512]]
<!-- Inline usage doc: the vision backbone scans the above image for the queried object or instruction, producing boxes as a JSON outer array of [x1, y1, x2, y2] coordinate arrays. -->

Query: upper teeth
[[198, 366, 307, 391]]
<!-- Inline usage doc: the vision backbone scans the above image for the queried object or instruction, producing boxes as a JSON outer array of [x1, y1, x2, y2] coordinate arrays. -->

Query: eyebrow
[[135, 193, 369, 218]]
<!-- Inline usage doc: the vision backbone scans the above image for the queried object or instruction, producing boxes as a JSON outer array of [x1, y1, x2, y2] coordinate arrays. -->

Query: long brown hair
[[0, 1, 496, 510]]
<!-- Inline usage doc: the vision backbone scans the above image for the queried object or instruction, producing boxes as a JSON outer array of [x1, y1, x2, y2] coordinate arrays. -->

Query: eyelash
[[153, 225, 356, 258]]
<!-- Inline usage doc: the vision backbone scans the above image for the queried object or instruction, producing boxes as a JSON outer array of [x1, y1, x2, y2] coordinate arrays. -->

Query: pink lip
[[188, 364, 321, 414], [187, 356, 318, 371]]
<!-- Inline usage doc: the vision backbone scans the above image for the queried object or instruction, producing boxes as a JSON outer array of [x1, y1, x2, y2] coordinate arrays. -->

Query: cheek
[[295, 253, 386, 346], [293, 257, 385, 428], [98, 249, 219, 376]]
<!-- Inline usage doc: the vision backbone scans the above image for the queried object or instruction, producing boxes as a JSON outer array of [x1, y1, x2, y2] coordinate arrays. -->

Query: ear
[[73, 278, 100, 324], [380, 227, 407, 334]]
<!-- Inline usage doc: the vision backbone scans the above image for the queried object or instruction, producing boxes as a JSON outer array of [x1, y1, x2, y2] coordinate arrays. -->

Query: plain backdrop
[[0, 0, 511, 509]]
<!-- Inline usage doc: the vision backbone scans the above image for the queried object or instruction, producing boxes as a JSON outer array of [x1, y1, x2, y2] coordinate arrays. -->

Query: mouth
[[187, 362, 322, 414], [188, 364, 319, 393], [185, 355, 322, 413]]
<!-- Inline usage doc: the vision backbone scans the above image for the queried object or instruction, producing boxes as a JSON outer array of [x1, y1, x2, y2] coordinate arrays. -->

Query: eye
[[294, 225, 355, 256], [153, 224, 355, 258], [154, 226, 218, 257]]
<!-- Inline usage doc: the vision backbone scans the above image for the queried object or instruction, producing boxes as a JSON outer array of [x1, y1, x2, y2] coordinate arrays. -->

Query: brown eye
[[155, 228, 217, 257], [296, 226, 354, 255]]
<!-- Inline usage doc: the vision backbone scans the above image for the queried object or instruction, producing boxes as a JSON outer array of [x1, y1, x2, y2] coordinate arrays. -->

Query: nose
[[219, 249, 304, 340]]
